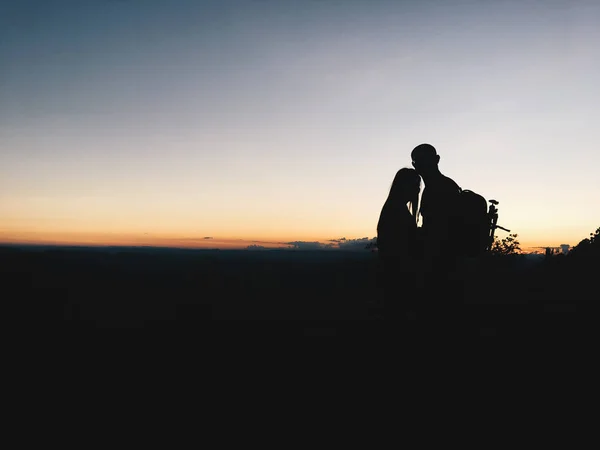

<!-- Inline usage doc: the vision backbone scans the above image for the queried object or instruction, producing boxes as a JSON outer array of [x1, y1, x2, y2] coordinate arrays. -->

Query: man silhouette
[[411, 143, 462, 320]]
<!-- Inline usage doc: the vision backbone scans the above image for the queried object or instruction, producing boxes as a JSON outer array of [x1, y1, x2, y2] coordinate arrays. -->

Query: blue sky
[[1, 0, 599, 249]]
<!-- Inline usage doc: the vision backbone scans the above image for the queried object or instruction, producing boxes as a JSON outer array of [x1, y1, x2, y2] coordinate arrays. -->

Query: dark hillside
[[1, 244, 597, 337]]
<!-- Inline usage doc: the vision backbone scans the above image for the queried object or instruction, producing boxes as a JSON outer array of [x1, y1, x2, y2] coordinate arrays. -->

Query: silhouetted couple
[[376, 143, 462, 323]]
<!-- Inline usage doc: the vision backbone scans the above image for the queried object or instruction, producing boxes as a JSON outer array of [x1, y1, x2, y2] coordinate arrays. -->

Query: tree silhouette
[[490, 233, 521, 256], [569, 226, 599, 258], [587, 227, 599, 246]]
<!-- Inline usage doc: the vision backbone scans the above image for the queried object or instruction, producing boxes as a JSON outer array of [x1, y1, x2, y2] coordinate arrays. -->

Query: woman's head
[[389, 168, 421, 220], [389, 168, 421, 201]]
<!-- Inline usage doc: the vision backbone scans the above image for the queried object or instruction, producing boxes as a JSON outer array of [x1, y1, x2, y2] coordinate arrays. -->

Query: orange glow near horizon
[[0, 228, 587, 253], [0, 230, 322, 250]]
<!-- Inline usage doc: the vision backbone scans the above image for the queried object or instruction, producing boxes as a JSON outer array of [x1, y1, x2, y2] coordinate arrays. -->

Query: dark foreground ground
[[1, 245, 598, 337]]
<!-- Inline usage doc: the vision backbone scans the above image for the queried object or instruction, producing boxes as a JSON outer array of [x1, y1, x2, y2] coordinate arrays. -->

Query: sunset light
[[1, 0, 599, 252]]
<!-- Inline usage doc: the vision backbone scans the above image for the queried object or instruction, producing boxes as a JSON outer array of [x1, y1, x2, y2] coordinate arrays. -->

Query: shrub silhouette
[[569, 226, 599, 259], [489, 233, 521, 256]]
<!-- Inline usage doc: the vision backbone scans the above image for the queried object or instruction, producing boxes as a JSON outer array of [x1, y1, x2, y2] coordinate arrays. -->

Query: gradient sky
[[1, 0, 599, 251]]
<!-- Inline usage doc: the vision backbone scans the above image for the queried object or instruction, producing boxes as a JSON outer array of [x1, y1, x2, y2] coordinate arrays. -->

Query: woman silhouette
[[376, 168, 422, 320]]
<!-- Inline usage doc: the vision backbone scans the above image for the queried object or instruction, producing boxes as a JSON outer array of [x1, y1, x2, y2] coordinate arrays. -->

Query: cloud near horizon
[[284, 237, 376, 250], [286, 241, 335, 250]]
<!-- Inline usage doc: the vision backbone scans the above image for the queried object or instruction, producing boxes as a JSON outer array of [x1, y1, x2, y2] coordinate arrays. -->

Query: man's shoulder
[[441, 174, 461, 192], [426, 174, 460, 194]]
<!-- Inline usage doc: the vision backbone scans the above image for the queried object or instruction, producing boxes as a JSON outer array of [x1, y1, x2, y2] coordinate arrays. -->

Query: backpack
[[453, 189, 491, 258]]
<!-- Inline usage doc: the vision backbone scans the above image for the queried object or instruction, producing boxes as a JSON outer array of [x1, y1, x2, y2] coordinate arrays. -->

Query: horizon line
[[0, 241, 556, 255]]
